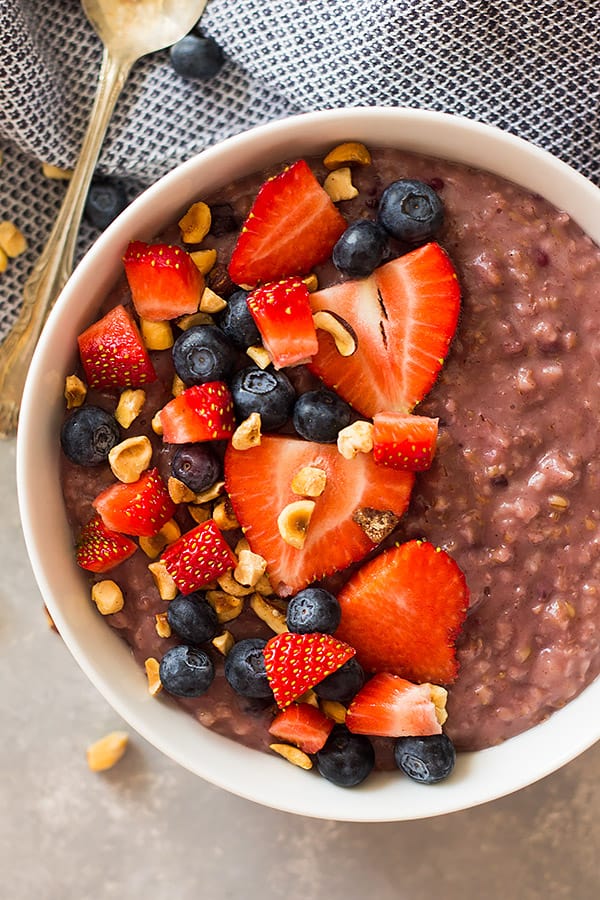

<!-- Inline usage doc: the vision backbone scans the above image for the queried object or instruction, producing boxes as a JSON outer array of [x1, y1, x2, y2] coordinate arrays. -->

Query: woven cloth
[[1, 0, 598, 339]]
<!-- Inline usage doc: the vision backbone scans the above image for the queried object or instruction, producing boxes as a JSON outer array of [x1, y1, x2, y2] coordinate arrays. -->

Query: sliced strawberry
[[268, 702, 334, 753], [346, 673, 443, 738], [92, 467, 175, 538], [228, 159, 347, 287], [159, 381, 235, 444], [123, 241, 204, 322], [264, 632, 355, 708], [224, 435, 414, 596], [373, 411, 438, 471], [75, 514, 137, 573], [78, 304, 157, 390], [309, 242, 460, 417], [161, 519, 236, 595], [247, 278, 318, 368], [336, 540, 469, 685]]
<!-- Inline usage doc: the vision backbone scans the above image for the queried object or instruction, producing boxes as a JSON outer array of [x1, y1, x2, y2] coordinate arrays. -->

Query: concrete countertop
[[2, 438, 598, 899]]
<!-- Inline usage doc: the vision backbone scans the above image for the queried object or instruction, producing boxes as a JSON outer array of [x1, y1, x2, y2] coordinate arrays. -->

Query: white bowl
[[17, 107, 600, 821]]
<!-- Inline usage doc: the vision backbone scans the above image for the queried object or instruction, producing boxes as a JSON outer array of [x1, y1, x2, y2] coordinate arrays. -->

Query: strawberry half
[[247, 277, 318, 369], [228, 159, 347, 287], [159, 381, 235, 444], [78, 304, 157, 390], [268, 702, 334, 753], [92, 467, 175, 537], [373, 411, 439, 471], [161, 519, 236, 595], [123, 241, 204, 322], [75, 514, 137, 573], [224, 434, 414, 596], [309, 242, 460, 417], [264, 632, 355, 708], [346, 673, 444, 738], [336, 540, 469, 685]]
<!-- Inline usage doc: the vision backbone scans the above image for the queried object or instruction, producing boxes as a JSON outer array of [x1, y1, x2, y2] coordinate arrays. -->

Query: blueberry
[[159, 645, 214, 698], [394, 733, 456, 784], [60, 406, 120, 466], [217, 290, 261, 349], [314, 657, 365, 703], [286, 587, 341, 635], [224, 638, 273, 699], [171, 443, 221, 492], [292, 388, 352, 443], [377, 179, 444, 244], [167, 593, 219, 645], [84, 178, 128, 231], [169, 32, 224, 81], [230, 365, 295, 431], [316, 725, 375, 787], [332, 220, 388, 277], [172, 325, 236, 386]]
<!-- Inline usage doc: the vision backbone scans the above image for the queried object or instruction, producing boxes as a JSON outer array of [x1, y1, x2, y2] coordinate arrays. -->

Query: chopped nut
[[213, 497, 239, 531], [155, 612, 172, 638], [323, 167, 359, 203], [320, 699, 347, 724], [235, 549, 268, 587], [232, 412, 262, 450], [0, 220, 27, 257], [337, 420, 374, 459], [212, 630, 235, 655], [168, 476, 196, 504], [140, 318, 174, 350], [188, 503, 211, 524], [148, 560, 178, 600], [303, 273, 319, 292], [296, 688, 319, 707], [216, 570, 254, 597], [176, 311, 215, 330], [429, 684, 448, 725], [108, 435, 152, 483], [151, 410, 164, 435], [172, 374, 186, 397], [139, 518, 181, 558], [254, 572, 274, 596], [235, 536, 251, 555], [549, 494, 570, 509], [144, 657, 163, 696], [199, 286, 227, 314], [206, 589, 244, 622], [0, 248, 8, 273], [277, 499, 315, 550], [313, 310, 357, 357], [249, 593, 288, 633], [115, 389, 146, 428], [246, 345, 271, 369], [64, 374, 87, 409], [42, 162, 74, 180], [291, 465, 327, 497], [44, 605, 58, 632], [323, 141, 372, 170], [352, 507, 399, 544], [91, 580, 124, 616], [178, 200, 212, 243], [269, 743, 313, 770], [190, 247, 218, 274], [86, 731, 129, 772], [194, 480, 225, 503]]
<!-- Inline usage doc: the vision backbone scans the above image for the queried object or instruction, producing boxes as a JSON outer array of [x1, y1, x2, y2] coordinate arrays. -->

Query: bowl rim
[[17, 106, 600, 821]]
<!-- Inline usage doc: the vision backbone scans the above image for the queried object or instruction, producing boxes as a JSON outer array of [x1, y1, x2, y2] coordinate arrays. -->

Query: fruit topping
[[313, 656, 365, 704], [230, 365, 295, 431], [292, 388, 353, 443], [372, 411, 439, 471], [228, 159, 347, 287], [170, 443, 222, 493], [166, 593, 220, 645], [377, 179, 444, 244], [75, 514, 137, 573], [286, 586, 341, 635], [172, 325, 236, 386], [336, 540, 469, 684], [78, 304, 157, 390], [217, 289, 261, 348], [60, 405, 120, 466], [332, 220, 389, 278], [345, 673, 445, 737], [263, 631, 356, 708], [224, 637, 273, 698], [394, 733, 456, 784], [159, 645, 215, 697], [159, 381, 235, 443], [309, 243, 460, 417], [247, 277, 318, 369], [268, 702, 334, 754], [161, 519, 236, 595], [169, 30, 224, 82], [84, 177, 128, 231], [224, 435, 414, 596], [92, 467, 176, 538], [315, 725, 375, 787], [123, 241, 203, 322]]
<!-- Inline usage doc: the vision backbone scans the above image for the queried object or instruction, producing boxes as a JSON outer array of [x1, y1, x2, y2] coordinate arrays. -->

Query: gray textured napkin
[[1, 0, 598, 339]]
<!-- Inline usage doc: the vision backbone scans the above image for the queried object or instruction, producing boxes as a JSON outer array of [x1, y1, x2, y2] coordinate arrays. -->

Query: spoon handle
[[0, 48, 133, 438]]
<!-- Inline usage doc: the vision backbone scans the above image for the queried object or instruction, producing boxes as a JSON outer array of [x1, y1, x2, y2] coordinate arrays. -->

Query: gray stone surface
[[2, 437, 599, 899]]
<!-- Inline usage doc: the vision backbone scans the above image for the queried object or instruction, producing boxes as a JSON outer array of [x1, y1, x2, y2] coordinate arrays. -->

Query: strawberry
[[247, 277, 318, 369], [75, 514, 137, 573], [268, 702, 334, 753], [373, 411, 439, 471], [309, 242, 460, 417], [159, 381, 235, 444], [224, 435, 414, 596], [345, 673, 444, 738], [123, 241, 204, 322], [336, 540, 469, 684], [264, 632, 355, 708], [77, 304, 157, 390], [92, 467, 176, 537], [161, 519, 236, 595], [228, 159, 347, 287]]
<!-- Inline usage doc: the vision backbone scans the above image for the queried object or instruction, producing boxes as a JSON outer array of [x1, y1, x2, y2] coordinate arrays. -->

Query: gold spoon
[[0, 0, 209, 437]]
